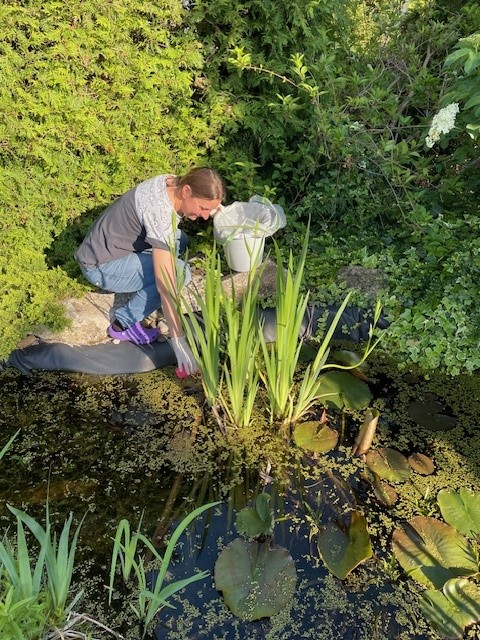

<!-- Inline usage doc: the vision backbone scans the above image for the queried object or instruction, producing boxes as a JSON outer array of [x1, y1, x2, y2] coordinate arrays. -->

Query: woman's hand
[[170, 336, 198, 376]]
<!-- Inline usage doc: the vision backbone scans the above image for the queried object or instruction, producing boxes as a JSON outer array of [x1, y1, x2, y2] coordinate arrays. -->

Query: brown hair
[[172, 167, 225, 201]]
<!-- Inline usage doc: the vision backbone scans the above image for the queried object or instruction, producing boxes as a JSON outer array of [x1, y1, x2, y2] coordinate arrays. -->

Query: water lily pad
[[317, 510, 372, 580], [408, 453, 435, 475], [421, 577, 480, 639], [408, 395, 457, 431], [236, 493, 274, 538], [437, 488, 480, 537], [365, 448, 411, 483], [293, 421, 338, 453], [214, 538, 296, 621], [371, 476, 398, 508], [392, 516, 478, 589], [318, 370, 372, 410], [351, 408, 379, 457]]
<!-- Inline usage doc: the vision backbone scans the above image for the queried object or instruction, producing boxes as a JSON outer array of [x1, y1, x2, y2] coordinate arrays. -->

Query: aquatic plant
[[109, 501, 220, 638], [215, 493, 296, 621], [315, 370, 372, 411], [180, 245, 264, 432], [235, 492, 274, 538], [179, 247, 223, 410], [365, 447, 412, 483], [0, 504, 116, 639], [317, 511, 373, 581], [258, 232, 382, 431], [293, 419, 338, 454], [0, 429, 19, 461], [214, 538, 297, 621], [421, 578, 480, 639], [351, 408, 379, 457], [437, 487, 480, 537], [392, 489, 480, 639], [180, 227, 383, 436], [220, 269, 262, 429]]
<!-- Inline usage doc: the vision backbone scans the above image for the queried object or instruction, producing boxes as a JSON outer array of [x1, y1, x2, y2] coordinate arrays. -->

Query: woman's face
[[179, 185, 221, 221]]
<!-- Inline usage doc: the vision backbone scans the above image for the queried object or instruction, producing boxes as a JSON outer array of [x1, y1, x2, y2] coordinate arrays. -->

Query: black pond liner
[[148, 500, 430, 640], [2, 305, 388, 375]]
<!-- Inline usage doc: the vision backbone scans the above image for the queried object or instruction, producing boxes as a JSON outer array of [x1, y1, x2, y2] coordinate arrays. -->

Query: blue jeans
[[80, 232, 189, 328]]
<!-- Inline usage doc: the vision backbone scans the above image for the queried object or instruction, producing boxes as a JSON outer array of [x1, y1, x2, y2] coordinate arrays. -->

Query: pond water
[[0, 352, 479, 639]]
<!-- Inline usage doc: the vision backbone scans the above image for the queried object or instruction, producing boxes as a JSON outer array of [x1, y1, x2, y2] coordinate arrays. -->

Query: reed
[[179, 247, 223, 408], [109, 502, 219, 637], [258, 235, 310, 427], [220, 271, 262, 429]]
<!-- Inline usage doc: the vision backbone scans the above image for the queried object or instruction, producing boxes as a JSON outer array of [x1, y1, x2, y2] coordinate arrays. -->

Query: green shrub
[[0, 0, 228, 357]]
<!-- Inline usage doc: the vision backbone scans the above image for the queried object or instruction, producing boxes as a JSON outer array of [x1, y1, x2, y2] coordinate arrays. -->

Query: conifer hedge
[[0, 0, 227, 355]]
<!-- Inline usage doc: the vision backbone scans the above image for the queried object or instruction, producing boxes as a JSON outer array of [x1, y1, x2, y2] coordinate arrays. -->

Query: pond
[[0, 349, 479, 639]]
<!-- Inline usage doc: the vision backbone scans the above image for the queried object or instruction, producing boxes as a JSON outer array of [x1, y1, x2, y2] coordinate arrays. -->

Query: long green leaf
[[153, 502, 220, 596]]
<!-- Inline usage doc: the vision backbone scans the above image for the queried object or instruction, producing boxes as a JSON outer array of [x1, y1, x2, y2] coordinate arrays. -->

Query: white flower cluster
[[425, 103, 460, 148]]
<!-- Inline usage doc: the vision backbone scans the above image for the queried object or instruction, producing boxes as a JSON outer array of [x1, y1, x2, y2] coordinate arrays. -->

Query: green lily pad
[[365, 448, 411, 483], [437, 488, 480, 537], [317, 511, 372, 580], [392, 516, 478, 589], [293, 421, 338, 453], [408, 452, 435, 475], [421, 578, 480, 639], [236, 493, 274, 538], [318, 511, 373, 580], [318, 370, 372, 410], [214, 538, 297, 621]]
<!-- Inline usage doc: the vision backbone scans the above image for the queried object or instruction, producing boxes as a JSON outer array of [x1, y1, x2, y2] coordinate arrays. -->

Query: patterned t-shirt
[[75, 175, 180, 268]]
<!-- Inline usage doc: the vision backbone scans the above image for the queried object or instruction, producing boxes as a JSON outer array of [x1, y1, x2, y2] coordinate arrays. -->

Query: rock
[[33, 259, 279, 347]]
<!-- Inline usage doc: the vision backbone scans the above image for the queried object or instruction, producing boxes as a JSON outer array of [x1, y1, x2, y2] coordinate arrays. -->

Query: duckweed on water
[[0, 349, 479, 638]]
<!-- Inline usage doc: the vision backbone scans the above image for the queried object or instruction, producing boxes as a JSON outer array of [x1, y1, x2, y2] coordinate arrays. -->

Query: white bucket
[[223, 234, 265, 272]]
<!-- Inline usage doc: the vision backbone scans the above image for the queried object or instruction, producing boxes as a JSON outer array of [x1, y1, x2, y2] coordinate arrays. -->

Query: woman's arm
[[152, 246, 183, 338], [152, 247, 198, 375]]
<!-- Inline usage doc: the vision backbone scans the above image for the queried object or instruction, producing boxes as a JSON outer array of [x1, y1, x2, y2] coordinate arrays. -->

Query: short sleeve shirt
[[75, 175, 180, 268]]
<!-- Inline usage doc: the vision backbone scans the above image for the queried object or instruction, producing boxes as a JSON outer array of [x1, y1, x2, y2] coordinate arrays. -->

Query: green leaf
[[255, 493, 273, 528], [444, 48, 470, 68], [464, 52, 480, 75], [317, 511, 372, 580], [293, 421, 338, 453], [421, 578, 480, 639], [318, 371, 371, 410], [236, 494, 274, 538], [0, 430, 20, 461], [437, 488, 480, 537], [464, 95, 480, 110], [214, 539, 296, 621], [392, 516, 478, 589], [365, 448, 411, 483]]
